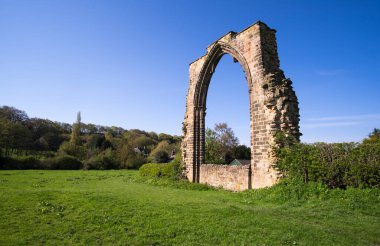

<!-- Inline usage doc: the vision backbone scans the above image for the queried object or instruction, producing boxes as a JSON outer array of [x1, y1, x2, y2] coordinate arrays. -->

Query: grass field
[[0, 170, 379, 245]]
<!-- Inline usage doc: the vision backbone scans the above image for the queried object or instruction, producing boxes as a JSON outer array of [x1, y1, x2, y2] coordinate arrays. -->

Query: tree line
[[0, 106, 181, 169], [2, 105, 378, 189], [0, 105, 252, 170]]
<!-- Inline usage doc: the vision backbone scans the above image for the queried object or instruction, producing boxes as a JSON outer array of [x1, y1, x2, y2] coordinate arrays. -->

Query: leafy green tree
[[84, 148, 118, 170], [149, 141, 178, 163], [151, 150, 169, 163], [71, 112, 82, 146], [0, 119, 33, 155], [27, 118, 67, 151], [104, 130, 121, 150], [148, 131, 159, 141], [233, 145, 251, 160], [108, 126, 125, 137], [214, 123, 239, 149], [57, 112, 87, 160], [35, 137, 50, 150], [205, 128, 224, 163], [43, 131, 66, 151], [0, 106, 33, 155], [158, 133, 174, 143], [0, 106, 29, 123], [172, 135, 182, 144], [363, 128, 380, 144], [85, 134, 106, 150], [116, 142, 146, 169], [205, 123, 239, 164], [130, 135, 157, 150], [59, 141, 87, 160], [58, 122, 72, 133], [82, 123, 98, 134]]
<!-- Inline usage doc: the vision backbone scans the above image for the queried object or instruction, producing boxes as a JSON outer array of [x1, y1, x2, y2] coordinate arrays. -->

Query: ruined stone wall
[[200, 164, 250, 191], [182, 21, 300, 190]]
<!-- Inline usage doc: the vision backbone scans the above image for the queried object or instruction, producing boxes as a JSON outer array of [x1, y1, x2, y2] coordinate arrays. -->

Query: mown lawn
[[0, 170, 379, 245]]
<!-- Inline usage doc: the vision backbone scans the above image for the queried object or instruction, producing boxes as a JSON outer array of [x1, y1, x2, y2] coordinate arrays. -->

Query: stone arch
[[182, 21, 300, 191], [194, 41, 253, 108]]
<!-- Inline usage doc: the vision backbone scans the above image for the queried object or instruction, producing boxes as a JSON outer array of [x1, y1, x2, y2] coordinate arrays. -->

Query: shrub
[[58, 141, 87, 160], [161, 162, 181, 179], [83, 150, 118, 170], [148, 140, 178, 163], [20, 156, 41, 169], [139, 161, 181, 179], [151, 150, 170, 163], [0, 156, 40, 169], [346, 143, 380, 188], [139, 163, 162, 177], [0, 155, 83, 170], [123, 154, 146, 169], [43, 155, 82, 170], [274, 140, 380, 189], [116, 144, 146, 169]]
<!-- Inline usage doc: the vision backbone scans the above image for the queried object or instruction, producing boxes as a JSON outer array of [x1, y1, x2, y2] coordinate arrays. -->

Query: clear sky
[[1, 0, 379, 145]]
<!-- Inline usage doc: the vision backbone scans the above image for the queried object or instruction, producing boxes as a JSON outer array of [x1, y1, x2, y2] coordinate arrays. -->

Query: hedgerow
[[274, 132, 380, 188], [139, 160, 181, 179]]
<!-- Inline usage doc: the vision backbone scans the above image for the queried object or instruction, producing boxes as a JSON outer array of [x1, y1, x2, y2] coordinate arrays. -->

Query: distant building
[[133, 147, 148, 157], [229, 159, 250, 166], [170, 150, 176, 159]]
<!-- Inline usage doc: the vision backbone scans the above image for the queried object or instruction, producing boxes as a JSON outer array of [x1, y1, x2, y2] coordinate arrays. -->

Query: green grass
[[0, 170, 379, 245]]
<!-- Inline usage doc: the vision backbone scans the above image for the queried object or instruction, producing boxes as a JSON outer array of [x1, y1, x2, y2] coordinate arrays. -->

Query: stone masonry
[[200, 164, 250, 191], [182, 21, 300, 191]]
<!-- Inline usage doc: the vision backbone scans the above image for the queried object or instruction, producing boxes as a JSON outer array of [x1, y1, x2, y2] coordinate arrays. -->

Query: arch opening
[[194, 42, 253, 109], [191, 43, 254, 189], [204, 53, 251, 165]]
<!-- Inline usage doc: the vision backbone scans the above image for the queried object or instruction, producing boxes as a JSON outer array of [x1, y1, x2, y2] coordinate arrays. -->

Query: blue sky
[[1, 0, 379, 144]]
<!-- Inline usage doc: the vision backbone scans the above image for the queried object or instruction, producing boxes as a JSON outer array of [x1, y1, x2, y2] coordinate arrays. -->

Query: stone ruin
[[181, 21, 300, 191]]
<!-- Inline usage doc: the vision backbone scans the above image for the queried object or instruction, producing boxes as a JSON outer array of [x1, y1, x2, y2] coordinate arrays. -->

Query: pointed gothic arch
[[194, 41, 253, 108], [182, 21, 300, 191]]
